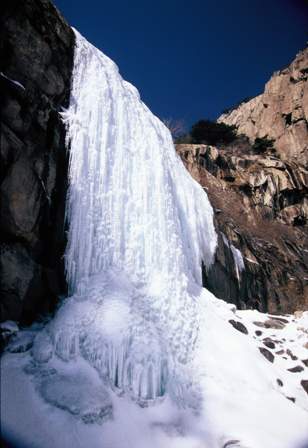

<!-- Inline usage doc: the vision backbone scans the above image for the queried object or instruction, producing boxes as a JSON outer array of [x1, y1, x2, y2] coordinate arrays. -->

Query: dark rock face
[[0, 0, 74, 323], [178, 144, 308, 313]]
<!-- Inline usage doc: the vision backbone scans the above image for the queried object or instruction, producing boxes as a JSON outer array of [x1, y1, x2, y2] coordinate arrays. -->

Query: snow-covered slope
[[1, 30, 308, 448]]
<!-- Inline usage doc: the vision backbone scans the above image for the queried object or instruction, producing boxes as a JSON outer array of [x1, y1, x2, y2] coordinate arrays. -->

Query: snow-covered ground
[[2, 303, 308, 448], [1, 29, 308, 448]]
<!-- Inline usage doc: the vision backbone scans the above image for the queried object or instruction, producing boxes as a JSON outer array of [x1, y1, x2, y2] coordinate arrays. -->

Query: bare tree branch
[[162, 118, 186, 140]]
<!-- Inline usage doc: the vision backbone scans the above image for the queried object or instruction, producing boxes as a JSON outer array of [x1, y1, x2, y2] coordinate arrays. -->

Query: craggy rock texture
[[177, 144, 308, 313], [218, 46, 308, 167], [177, 46, 308, 314], [0, 0, 74, 323]]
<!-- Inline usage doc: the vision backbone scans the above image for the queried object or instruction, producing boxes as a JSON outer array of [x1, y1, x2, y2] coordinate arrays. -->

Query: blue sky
[[54, 0, 307, 130]]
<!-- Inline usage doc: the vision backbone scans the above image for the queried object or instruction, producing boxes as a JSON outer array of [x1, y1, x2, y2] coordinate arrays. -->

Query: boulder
[[263, 338, 276, 349], [259, 347, 275, 363], [228, 319, 248, 335], [287, 365, 304, 373]]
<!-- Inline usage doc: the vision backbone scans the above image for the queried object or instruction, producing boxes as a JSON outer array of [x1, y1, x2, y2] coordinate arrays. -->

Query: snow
[[39, 371, 113, 423], [0, 71, 25, 90], [236, 309, 308, 412], [7, 331, 36, 353], [2, 306, 308, 447], [0, 320, 19, 333], [32, 330, 54, 363], [1, 29, 308, 448]]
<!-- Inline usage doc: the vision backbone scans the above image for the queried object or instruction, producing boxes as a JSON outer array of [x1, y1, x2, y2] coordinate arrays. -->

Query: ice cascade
[[34, 30, 217, 405]]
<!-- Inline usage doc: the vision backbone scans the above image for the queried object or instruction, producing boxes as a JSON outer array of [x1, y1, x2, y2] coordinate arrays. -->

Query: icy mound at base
[[33, 269, 201, 404], [40, 371, 112, 423]]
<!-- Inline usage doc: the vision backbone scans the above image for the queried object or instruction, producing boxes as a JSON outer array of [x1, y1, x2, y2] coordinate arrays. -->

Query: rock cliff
[[0, 0, 74, 323], [177, 143, 308, 313], [218, 46, 308, 167]]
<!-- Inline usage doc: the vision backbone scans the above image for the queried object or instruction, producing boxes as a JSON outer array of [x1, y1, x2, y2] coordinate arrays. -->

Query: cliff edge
[[218, 46, 308, 167]]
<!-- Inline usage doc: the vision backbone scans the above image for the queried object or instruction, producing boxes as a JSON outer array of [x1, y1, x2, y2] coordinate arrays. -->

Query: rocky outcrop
[[218, 46, 308, 167], [0, 0, 74, 323], [177, 45, 308, 314], [177, 144, 308, 313]]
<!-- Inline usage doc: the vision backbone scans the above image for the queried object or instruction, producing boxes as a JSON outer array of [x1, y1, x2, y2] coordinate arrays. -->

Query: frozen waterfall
[[34, 29, 217, 405]]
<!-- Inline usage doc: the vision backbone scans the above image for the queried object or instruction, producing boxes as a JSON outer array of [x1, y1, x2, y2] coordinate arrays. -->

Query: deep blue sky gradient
[[54, 0, 308, 129]]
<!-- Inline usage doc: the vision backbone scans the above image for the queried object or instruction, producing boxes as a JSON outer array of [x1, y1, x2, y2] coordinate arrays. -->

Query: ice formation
[[230, 244, 245, 282], [221, 232, 245, 282], [0, 71, 26, 91], [33, 29, 217, 405]]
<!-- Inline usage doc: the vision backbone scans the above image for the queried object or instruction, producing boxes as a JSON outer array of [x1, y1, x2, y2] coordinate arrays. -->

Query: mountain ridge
[[218, 46, 308, 167]]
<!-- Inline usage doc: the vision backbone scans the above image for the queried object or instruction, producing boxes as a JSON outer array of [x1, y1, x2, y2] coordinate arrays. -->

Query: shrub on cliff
[[190, 119, 237, 145], [252, 137, 275, 154], [174, 133, 193, 144], [163, 118, 186, 140]]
